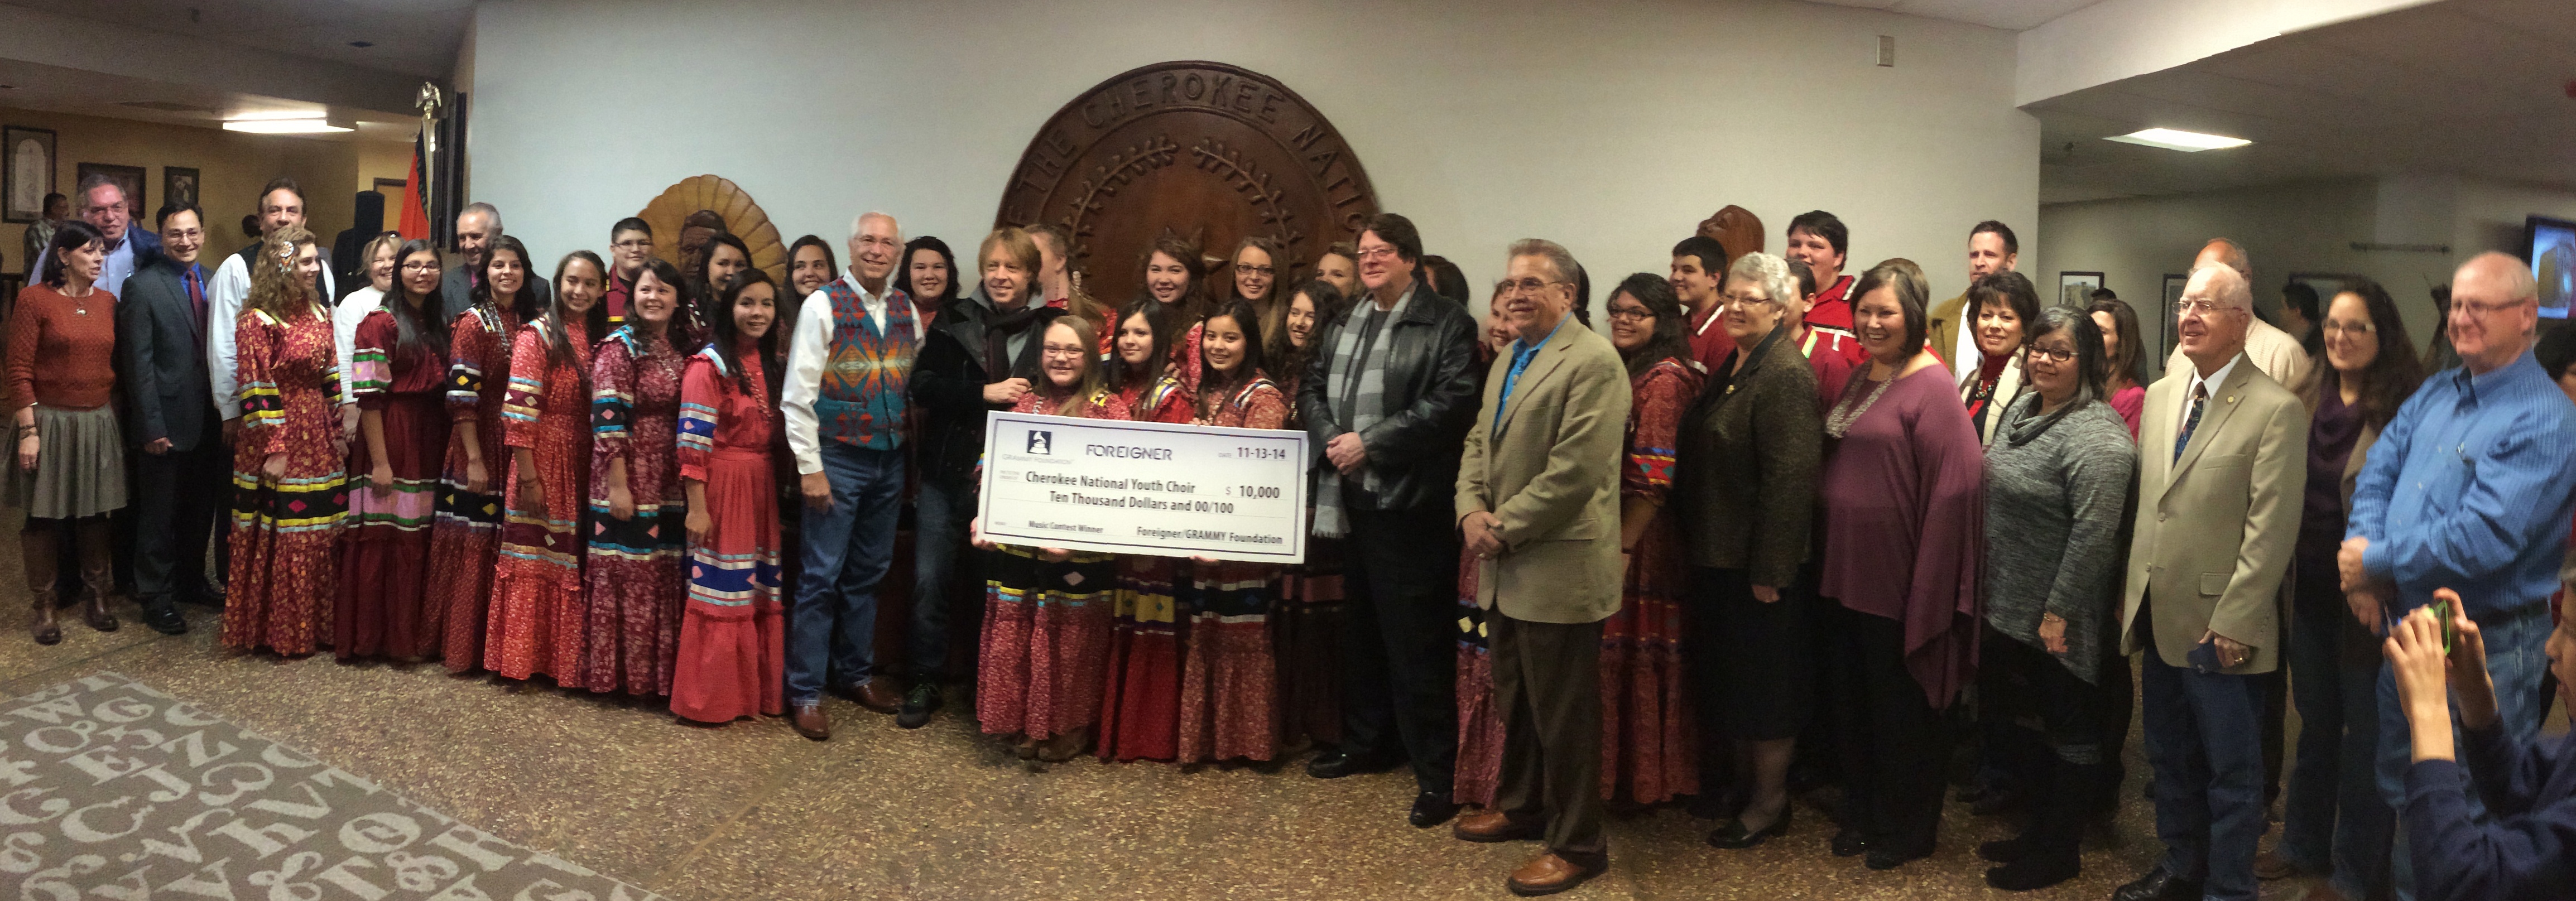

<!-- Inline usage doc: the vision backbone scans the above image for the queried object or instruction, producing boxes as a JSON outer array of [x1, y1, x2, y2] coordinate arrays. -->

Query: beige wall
[[3, 107, 413, 278]]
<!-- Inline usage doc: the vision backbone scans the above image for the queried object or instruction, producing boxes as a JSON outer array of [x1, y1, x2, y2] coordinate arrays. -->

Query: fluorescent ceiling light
[[225, 109, 330, 122], [2104, 128, 2251, 152], [223, 118, 353, 134]]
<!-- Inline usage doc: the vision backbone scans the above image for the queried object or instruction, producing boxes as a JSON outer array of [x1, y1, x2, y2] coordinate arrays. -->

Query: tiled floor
[[3, 590, 2370, 899]]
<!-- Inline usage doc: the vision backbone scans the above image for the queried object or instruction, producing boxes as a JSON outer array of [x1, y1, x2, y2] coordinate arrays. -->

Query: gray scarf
[[1311, 287, 1414, 538]]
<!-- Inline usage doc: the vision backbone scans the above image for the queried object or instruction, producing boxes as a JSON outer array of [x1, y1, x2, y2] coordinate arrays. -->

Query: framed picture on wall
[[2160, 273, 2190, 359], [76, 163, 145, 223], [164, 166, 200, 212], [3, 126, 56, 224], [2058, 271, 2104, 308], [2284, 272, 2356, 316]]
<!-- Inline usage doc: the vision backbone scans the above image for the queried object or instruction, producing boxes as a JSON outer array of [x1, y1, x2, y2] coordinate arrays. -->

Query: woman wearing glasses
[[1227, 237, 1286, 356], [1971, 307, 2136, 890], [1600, 274, 1709, 807], [335, 239, 450, 661]]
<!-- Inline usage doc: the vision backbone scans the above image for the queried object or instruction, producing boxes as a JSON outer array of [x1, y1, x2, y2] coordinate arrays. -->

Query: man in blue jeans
[[778, 211, 917, 740], [2342, 251, 2576, 900]]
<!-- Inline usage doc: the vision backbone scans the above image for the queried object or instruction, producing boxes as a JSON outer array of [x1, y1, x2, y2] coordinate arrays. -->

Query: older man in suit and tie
[[113, 203, 221, 636], [2113, 262, 2309, 901], [1449, 238, 1631, 897]]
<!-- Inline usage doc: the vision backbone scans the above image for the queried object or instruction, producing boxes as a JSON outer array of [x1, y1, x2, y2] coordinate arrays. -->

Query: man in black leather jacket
[[1295, 213, 1482, 830]]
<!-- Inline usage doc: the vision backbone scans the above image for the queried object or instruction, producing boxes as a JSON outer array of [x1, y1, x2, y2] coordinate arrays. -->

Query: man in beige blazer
[[2113, 263, 2309, 901], [1448, 239, 1630, 897]]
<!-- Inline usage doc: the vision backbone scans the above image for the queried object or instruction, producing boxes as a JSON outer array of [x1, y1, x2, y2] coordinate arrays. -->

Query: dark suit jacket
[[440, 262, 551, 324], [110, 227, 164, 276], [114, 254, 216, 451]]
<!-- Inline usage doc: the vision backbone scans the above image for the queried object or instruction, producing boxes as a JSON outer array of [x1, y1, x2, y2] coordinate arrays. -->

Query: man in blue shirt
[[76, 175, 160, 298], [2343, 250, 2576, 900]]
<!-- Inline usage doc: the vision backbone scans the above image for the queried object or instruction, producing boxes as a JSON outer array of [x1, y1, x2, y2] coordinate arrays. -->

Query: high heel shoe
[[1705, 807, 1791, 850]]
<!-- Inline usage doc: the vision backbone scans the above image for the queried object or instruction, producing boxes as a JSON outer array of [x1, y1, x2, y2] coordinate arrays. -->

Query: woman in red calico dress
[[223, 227, 348, 656], [1175, 300, 1288, 764], [672, 271, 790, 724], [484, 251, 609, 681], [334, 239, 449, 660], [584, 258, 691, 696], [1095, 297, 1194, 762], [430, 236, 541, 671]]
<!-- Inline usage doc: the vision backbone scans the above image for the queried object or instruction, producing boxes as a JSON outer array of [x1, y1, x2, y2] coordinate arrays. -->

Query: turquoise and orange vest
[[816, 281, 917, 450]]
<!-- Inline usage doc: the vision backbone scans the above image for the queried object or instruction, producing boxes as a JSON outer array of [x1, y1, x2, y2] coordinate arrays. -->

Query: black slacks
[[1491, 612, 1607, 863], [130, 425, 227, 603], [1824, 602, 1952, 856], [1337, 505, 1459, 796]]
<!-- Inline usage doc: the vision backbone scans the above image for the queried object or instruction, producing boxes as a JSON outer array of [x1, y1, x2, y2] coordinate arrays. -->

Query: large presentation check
[[977, 410, 1311, 563]]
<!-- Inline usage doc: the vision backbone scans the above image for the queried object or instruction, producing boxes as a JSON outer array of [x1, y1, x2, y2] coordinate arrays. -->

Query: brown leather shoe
[[1506, 851, 1605, 897], [849, 680, 902, 714], [1454, 808, 1545, 844], [790, 702, 830, 740]]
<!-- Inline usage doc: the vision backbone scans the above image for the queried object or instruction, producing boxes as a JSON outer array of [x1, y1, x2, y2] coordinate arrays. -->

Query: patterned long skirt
[[1177, 562, 1280, 763], [428, 475, 503, 672], [483, 429, 590, 681], [671, 447, 784, 723], [1600, 526, 1698, 803], [1096, 556, 1186, 762], [977, 547, 1116, 740], [331, 395, 445, 659], [223, 461, 347, 656], [1272, 538, 1345, 748], [583, 504, 686, 695], [1452, 551, 1506, 807]]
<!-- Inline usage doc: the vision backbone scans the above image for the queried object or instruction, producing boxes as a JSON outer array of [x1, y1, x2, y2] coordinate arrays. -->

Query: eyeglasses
[[2027, 345, 2077, 363], [1355, 246, 1400, 261], [1498, 278, 1566, 296], [2322, 320, 2376, 335], [2175, 299, 2241, 317], [1041, 343, 1088, 358], [1235, 264, 1275, 277], [400, 262, 441, 273], [1719, 292, 1775, 307], [1606, 306, 1654, 323], [2453, 297, 2531, 317]]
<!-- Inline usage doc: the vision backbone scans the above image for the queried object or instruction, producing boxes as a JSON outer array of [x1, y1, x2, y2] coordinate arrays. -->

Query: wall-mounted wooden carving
[[997, 61, 1380, 305], [638, 175, 787, 285], [1698, 205, 1765, 269]]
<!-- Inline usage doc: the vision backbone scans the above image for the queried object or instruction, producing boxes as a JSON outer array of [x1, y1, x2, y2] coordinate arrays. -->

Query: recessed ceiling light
[[2104, 128, 2252, 152], [227, 109, 330, 122]]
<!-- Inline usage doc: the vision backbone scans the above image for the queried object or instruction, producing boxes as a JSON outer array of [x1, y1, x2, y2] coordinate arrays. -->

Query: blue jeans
[[906, 476, 975, 682], [2277, 592, 2391, 898], [787, 443, 903, 704], [2374, 600, 2550, 900], [2141, 647, 2268, 901]]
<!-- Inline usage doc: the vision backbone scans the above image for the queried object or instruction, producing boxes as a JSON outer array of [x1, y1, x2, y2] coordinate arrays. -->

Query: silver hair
[[2189, 263, 2252, 312], [75, 174, 124, 206], [850, 211, 901, 242], [1726, 252, 1800, 313], [2460, 250, 2539, 302], [460, 201, 502, 234], [1506, 238, 1578, 287]]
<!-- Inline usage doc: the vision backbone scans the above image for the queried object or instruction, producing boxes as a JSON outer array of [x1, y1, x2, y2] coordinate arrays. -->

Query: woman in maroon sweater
[[6, 220, 124, 644]]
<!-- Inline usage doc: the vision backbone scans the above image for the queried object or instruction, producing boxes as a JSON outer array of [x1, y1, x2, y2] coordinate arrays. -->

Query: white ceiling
[[2030, 0, 2576, 202], [16, 0, 471, 79], [0, 55, 416, 141], [1803, 0, 2107, 31]]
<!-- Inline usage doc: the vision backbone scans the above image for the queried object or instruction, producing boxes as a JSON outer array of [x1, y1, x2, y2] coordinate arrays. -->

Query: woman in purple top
[[1814, 259, 1985, 871], [2271, 277, 2421, 897]]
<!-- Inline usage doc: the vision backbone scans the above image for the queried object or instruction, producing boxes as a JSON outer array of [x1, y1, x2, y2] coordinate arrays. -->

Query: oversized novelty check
[[977, 409, 1309, 563]]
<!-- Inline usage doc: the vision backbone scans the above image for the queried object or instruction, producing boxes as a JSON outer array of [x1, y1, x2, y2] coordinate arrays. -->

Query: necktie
[[185, 269, 206, 334], [2173, 383, 2207, 462]]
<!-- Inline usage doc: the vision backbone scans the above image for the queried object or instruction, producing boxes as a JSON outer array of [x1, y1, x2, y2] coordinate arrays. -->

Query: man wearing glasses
[[2341, 251, 2576, 900], [1296, 213, 1482, 832], [2163, 238, 2311, 393], [605, 217, 654, 322], [114, 203, 219, 635]]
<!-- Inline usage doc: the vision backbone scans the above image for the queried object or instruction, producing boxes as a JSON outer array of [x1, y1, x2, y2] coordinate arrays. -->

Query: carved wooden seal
[[996, 61, 1380, 305]]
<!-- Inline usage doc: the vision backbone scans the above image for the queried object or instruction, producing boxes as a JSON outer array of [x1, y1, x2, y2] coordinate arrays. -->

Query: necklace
[[1824, 370, 1897, 438]]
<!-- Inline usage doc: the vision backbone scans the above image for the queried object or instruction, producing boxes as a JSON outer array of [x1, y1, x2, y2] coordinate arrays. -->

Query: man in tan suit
[[2113, 263, 2309, 901], [1449, 238, 1630, 897]]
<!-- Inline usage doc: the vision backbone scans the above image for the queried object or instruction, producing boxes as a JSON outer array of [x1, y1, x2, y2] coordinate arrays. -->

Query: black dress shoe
[[1864, 842, 1932, 870], [1977, 835, 2030, 863], [138, 598, 187, 635], [1829, 828, 1871, 857], [2110, 866, 2204, 901], [1409, 791, 1460, 828], [1705, 808, 1791, 850], [1306, 749, 1397, 779], [1984, 851, 2079, 892], [896, 682, 942, 729]]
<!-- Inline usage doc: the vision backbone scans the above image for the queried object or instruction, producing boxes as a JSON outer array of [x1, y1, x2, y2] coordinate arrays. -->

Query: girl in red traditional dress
[[223, 226, 348, 656], [1271, 280, 1349, 753], [1095, 297, 1193, 762], [334, 239, 450, 660], [673, 269, 790, 724], [1097, 237, 1207, 396], [972, 313, 1123, 760], [1174, 299, 1289, 764], [430, 236, 541, 671], [1598, 274, 1704, 804], [584, 258, 691, 696], [1455, 283, 1520, 805], [484, 251, 610, 681]]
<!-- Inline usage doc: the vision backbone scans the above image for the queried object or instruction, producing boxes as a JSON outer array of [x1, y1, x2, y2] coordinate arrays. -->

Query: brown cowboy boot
[[23, 526, 60, 644], [74, 519, 117, 633]]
